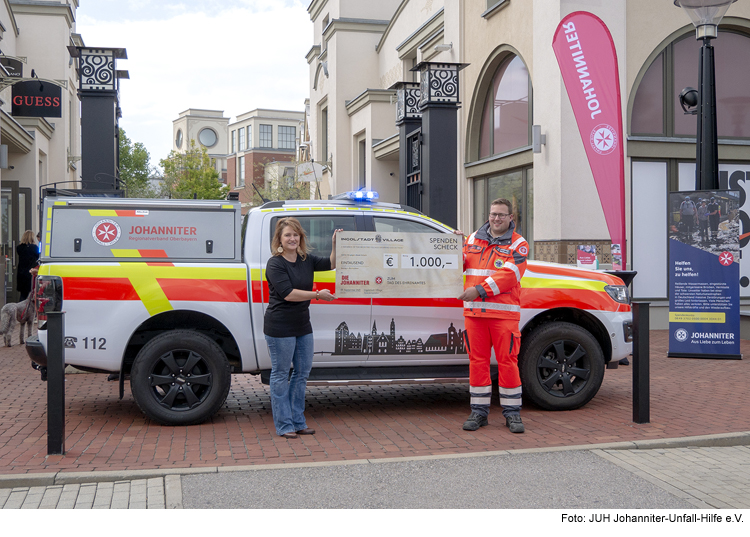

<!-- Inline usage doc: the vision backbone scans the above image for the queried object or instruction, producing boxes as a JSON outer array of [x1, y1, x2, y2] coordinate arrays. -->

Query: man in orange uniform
[[458, 198, 528, 433]]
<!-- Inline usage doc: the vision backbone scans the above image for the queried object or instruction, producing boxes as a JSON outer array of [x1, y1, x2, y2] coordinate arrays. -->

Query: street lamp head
[[674, 0, 737, 39]]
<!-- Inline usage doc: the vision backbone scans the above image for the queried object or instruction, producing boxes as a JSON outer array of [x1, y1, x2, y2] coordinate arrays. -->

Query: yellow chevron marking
[[111, 249, 142, 258], [125, 263, 173, 316], [54, 201, 66, 206], [88, 210, 118, 216]]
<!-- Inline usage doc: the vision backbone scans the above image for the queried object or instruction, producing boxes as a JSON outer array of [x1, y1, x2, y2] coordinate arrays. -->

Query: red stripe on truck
[[158, 279, 248, 302], [63, 278, 140, 300]]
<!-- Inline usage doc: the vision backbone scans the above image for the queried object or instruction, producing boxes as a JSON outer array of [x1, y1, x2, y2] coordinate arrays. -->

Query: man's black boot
[[463, 412, 488, 431]]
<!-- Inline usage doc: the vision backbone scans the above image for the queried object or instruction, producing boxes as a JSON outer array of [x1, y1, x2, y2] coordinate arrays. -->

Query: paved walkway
[[2, 442, 749, 508]]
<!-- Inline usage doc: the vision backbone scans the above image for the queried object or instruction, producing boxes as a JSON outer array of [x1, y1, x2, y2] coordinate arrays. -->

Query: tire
[[519, 322, 605, 411], [130, 330, 231, 426]]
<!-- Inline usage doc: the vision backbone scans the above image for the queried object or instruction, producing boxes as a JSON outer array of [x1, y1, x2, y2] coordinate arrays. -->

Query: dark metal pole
[[632, 302, 650, 424], [696, 36, 719, 191], [47, 311, 66, 455]]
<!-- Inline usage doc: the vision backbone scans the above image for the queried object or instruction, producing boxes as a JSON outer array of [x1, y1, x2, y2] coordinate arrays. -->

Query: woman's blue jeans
[[264, 333, 314, 435]]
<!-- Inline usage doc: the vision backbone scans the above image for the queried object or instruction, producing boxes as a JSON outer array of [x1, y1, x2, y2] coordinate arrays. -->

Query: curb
[[1, 430, 748, 490]]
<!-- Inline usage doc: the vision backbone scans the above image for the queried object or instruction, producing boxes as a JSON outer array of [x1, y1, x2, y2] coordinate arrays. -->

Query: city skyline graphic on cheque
[[334, 318, 467, 355]]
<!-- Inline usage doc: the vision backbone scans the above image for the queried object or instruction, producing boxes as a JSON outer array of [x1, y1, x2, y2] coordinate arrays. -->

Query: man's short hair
[[491, 198, 513, 214]]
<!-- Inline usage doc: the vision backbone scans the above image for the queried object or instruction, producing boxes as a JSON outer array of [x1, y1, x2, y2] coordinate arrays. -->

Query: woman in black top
[[264, 218, 341, 438], [16, 230, 39, 301]]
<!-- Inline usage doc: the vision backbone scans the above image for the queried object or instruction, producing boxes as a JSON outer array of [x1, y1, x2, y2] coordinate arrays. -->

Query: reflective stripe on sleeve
[[485, 276, 500, 295], [504, 262, 521, 282], [510, 237, 526, 250], [467, 232, 477, 245], [465, 269, 495, 277], [463, 301, 521, 312]]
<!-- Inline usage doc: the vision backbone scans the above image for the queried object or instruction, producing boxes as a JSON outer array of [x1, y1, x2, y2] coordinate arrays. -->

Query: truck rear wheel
[[130, 330, 231, 425], [519, 322, 604, 411]]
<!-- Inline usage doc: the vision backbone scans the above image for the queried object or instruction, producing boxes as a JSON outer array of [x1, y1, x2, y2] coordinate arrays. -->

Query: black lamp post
[[674, 0, 736, 191]]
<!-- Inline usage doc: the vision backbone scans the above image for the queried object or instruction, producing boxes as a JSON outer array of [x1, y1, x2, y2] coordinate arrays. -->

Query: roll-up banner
[[668, 190, 741, 359], [553, 12, 626, 265]]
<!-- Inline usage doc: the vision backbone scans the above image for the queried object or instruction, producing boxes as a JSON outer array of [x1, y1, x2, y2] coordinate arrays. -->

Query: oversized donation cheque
[[335, 231, 464, 298]]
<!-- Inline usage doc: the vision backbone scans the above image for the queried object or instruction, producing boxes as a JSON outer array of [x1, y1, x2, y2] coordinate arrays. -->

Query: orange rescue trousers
[[464, 316, 522, 416]]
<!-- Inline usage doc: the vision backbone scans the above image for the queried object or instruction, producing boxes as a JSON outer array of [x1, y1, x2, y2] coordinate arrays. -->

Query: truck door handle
[[206, 240, 213, 254]]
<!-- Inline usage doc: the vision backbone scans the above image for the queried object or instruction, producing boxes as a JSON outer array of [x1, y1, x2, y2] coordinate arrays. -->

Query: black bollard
[[47, 311, 66, 455], [632, 302, 650, 424]]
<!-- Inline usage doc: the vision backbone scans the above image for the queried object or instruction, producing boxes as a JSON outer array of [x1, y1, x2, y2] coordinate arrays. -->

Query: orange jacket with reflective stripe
[[463, 221, 528, 320]]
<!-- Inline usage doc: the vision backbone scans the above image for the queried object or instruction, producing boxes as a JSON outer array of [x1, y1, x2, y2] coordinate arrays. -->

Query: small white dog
[[0, 296, 34, 347]]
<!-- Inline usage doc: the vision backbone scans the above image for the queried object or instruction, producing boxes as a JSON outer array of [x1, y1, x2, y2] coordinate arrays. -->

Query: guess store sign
[[11, 81, 62, 118]]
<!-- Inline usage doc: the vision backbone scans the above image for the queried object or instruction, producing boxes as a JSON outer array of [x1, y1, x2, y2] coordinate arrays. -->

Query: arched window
[[629, 27, 750, 302], [478, 55, 531, 159], [631, 30, 750, 138]]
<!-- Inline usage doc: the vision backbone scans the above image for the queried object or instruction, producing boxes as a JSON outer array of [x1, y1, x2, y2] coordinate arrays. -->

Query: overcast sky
[[76, 0, 311, 171]]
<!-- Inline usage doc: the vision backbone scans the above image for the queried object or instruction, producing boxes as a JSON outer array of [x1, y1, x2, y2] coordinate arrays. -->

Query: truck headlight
[[604, 285, 629, 304]]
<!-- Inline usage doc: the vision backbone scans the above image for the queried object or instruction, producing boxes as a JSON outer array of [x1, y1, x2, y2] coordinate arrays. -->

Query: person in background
[[263, 217, 342, 439], [16, 230, 39, 301], [697, 199, 710, 243], [707, 196, 721, 240], [679, 196, 697, 243]]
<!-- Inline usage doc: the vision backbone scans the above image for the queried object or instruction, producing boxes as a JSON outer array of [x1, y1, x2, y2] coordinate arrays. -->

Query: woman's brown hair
[[20, 230, 36, 245], [271, 217, 308, 259]]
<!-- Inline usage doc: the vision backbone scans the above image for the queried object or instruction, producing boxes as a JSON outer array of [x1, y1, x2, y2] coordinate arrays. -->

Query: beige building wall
[[306, 0, 750, 310], [0, 0, 83, 303]]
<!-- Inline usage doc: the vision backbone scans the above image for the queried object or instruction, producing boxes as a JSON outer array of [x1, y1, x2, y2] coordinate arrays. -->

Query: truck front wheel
[[519, 322, 605, 411], [130, 330, 231, 425]]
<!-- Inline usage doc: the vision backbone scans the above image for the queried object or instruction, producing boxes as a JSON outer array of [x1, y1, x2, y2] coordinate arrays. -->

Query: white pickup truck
[[27, 193, 633, 425]]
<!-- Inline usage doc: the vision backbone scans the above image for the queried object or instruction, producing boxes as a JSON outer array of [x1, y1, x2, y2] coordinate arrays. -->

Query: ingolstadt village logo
[[92, 219, 121, 246], [590, 124, 618, 155]]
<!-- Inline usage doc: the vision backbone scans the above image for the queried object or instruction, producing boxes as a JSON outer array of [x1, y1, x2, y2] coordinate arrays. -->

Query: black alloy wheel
[[131, 330, 231, 425], [148, 349, 212, 411], [519, 322, 604, 411]]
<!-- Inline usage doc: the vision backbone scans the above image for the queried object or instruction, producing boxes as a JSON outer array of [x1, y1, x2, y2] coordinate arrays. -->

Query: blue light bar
[[333, 190, 379, 201]]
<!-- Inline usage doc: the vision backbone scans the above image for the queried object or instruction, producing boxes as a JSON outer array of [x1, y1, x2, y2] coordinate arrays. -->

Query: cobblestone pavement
[[1, 330, 749, 476], [596, 446, 750, 509]]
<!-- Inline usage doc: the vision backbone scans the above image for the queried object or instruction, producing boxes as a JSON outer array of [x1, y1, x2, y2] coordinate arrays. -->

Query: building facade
[[306, 0, 750, 326], [171, 108, 304, 212], [226, 109, 304, 210], [171, 108, 230, 183], [0, 0, 84, 304]]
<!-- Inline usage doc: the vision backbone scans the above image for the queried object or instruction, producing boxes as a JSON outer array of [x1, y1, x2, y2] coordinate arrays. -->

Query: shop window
[[478, 55, 531, 159], [631, 30, 750, 139]]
